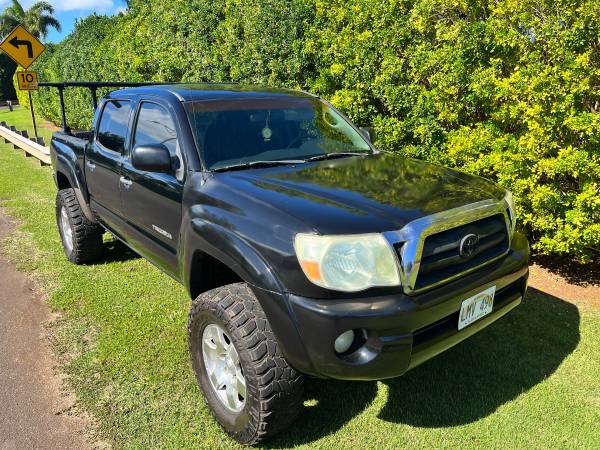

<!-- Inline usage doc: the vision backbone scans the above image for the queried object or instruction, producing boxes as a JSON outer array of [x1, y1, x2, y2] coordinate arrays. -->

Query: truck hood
[[213, 153, 506, 234]]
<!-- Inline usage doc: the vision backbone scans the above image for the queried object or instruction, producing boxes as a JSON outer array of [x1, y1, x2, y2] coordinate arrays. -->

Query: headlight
[[294, 233, 401, 292], [504, 190, 516, 233]]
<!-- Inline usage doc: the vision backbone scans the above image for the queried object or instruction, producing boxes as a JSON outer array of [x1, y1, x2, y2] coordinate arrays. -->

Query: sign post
[[27, 91, 38, 138]]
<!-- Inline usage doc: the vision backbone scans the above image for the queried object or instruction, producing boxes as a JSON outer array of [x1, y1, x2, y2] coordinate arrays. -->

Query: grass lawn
[[0, 131, 599, 448], [0, 106, 56, 144]]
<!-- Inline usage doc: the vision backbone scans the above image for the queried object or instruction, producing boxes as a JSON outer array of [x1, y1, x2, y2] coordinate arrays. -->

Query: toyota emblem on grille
[[459, 233, 479, 258]]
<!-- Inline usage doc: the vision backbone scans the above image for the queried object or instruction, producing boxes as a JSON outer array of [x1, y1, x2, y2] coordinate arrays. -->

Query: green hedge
[[17, 0, 600, 261]]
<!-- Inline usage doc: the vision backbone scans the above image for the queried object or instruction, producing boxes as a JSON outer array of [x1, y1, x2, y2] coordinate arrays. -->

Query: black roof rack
[[37, 81, 176, 132]]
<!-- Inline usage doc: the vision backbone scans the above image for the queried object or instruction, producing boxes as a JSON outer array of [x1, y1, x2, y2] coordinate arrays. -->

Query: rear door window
[[97, 100, 132, 153]]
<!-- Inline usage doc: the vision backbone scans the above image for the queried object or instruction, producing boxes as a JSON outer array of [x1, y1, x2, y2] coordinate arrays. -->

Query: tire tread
[[56, 188, 103, 264], [188, 283, 304, 445]]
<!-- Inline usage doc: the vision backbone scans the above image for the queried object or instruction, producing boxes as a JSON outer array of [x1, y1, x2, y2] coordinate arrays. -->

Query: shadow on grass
[[100, 238, 140, 264], [265, 378, 379, 448], [268, 288, 579, 447]]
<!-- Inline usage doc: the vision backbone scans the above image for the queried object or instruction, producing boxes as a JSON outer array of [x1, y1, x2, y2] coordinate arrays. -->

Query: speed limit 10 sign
[[17, 71, 38, 90]]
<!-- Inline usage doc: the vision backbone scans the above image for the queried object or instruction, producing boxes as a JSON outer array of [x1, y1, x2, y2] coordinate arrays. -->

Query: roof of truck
[[110, 83, 318, 102]]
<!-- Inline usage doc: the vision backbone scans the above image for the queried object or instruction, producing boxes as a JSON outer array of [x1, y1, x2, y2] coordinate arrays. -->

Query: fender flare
[[52, 148, 95, 223], [181, 219, 314, 374], [183, 218, 284, 294]]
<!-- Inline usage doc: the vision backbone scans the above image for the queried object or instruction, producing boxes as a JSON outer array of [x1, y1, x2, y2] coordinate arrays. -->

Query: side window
[[97, 100, 132, 153], [133, 102, 182, 179]]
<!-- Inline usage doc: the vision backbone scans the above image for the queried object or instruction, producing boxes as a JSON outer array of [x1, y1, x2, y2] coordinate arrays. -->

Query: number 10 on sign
[[17, 71, 38, 90], [16, 71, 40, 139]]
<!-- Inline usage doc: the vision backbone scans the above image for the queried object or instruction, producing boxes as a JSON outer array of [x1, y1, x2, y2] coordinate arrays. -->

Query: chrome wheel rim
[[60, 206, 73, 253], [202, 323, 246, 412]]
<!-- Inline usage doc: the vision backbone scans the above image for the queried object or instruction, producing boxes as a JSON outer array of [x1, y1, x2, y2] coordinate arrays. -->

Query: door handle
[[86, 160, 96, 172], [119, 176, 133, 189]]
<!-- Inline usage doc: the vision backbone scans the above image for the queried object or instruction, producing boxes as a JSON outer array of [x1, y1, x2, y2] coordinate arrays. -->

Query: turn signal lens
[[300, 260, 321, 281]]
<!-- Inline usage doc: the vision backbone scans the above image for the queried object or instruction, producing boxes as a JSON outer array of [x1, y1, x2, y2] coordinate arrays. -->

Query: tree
[[0, 1, 61, 100], [0, 0, 61, 39]]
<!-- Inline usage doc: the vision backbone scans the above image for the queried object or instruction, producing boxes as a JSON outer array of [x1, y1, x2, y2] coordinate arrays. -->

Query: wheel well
[[56, 171, 71, 190], [189, 250, 244, 299]]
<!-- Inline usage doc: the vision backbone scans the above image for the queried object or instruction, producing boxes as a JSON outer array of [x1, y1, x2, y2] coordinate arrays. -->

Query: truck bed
[[51, 131, 92, 150]]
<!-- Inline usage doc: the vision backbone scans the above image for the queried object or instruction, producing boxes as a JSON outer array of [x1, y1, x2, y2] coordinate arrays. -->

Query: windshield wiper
[[213, 152, 370, 172], [213, 159, 305, 172], [305, 152, 368, 162]]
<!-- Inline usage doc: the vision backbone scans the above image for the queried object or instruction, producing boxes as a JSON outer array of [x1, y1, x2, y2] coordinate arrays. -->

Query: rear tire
[[56, 188, 104, 264], [188, 283, 304, 445]]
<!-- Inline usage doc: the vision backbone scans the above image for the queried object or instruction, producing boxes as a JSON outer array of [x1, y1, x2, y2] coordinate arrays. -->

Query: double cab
[[50, 84, 529, 444]]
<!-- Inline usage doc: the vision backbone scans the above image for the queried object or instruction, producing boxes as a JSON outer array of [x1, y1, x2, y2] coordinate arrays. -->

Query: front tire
[[188, 283, 304, 445], [56, 188, 104, 264]]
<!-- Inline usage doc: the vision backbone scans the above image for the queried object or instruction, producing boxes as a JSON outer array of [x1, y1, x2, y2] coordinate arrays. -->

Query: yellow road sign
[[0, 24, 46, 69], [16, 71, 38, 90]]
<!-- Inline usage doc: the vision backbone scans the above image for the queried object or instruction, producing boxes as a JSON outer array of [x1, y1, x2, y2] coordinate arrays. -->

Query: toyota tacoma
[[49, 83, 529, 444]]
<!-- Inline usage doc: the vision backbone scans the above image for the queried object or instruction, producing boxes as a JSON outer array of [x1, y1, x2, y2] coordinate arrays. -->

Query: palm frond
[[0, 16, 19, 37], [3, 6, 23, 21], [10, 0, 25, 17], [38, 14, 61, 38], [29, 2, 55, 15], [1, 0, 61, 40]]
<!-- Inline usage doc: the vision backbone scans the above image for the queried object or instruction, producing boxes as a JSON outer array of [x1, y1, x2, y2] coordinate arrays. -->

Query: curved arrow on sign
[[9, 36, 33, 58], [8, 36, 33, 58], [0, 24, 47, 69]]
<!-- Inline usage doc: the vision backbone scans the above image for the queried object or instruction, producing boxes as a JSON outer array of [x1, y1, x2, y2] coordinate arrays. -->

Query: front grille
[[414, 213, 509, 290]]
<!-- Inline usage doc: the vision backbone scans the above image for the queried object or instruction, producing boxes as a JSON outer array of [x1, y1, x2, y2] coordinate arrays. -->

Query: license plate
[[458, 286, 496, 330]]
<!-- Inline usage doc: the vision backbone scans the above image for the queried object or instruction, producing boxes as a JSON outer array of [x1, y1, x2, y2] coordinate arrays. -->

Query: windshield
[[185, 97, 372, 170]]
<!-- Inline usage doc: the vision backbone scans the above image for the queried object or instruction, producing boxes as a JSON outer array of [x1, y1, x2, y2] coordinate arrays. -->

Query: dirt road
[[0, 211, 91, 450]]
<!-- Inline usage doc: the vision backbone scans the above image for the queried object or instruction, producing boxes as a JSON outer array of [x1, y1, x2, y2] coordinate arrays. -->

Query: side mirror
[[360, 127, 374, 143], [131, 144, 172, 173]]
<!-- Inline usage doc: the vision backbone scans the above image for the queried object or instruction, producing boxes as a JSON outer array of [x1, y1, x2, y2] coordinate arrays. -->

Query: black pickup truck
[[50, 83, 529, 444]]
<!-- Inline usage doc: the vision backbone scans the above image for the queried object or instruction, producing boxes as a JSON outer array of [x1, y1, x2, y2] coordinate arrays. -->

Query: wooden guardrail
[[0, 121, 51, 165]]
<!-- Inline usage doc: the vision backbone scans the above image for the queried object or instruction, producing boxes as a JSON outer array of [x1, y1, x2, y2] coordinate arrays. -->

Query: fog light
[[334, 330, 355, 354]]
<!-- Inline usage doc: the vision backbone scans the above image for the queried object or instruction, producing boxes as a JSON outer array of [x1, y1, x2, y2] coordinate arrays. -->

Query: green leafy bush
[[15, 0, 600, 261]]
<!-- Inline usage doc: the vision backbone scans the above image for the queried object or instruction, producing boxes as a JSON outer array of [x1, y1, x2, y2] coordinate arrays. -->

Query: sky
[[0, 0, 128, 43]]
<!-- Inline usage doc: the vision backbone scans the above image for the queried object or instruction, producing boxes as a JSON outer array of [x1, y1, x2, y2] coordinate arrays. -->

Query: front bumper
[[279, 232, 529, 380]]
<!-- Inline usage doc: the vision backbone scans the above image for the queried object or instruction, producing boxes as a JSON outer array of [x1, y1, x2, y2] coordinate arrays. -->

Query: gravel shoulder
[[0, 211, 92, 450]]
